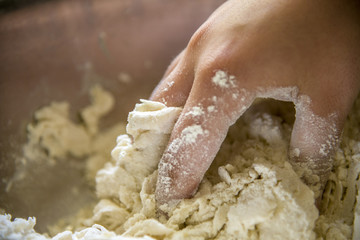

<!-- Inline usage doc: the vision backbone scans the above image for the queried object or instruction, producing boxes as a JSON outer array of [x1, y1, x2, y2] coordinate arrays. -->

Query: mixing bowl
[[0, 0, 224, 232]]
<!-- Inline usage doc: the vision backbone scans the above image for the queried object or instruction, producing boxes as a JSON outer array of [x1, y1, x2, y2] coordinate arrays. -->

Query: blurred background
[[0, 0, 224, 233]]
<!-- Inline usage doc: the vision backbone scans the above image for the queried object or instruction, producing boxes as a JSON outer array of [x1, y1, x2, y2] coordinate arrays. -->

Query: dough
[[5, 85, 126, 190], [1, 87, 359, 240]]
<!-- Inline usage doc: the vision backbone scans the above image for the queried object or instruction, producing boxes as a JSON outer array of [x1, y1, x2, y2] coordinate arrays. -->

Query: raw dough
[[1, 87, 360, 240], [5, 85, 126, 191]]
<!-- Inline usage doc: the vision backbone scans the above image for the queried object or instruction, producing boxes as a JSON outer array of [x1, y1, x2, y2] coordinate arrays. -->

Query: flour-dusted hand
[[151, 0, 360, 205]]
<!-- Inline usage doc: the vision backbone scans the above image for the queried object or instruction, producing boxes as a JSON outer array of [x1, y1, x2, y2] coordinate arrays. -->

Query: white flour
[[1, 87, 360, 240], [185, 106, 205, 117], [179, 125, 208, 145], [211, 70, 236, 89]]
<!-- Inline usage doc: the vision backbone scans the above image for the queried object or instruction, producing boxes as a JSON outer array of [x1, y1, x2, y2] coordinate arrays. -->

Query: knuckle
[[187, 22, 211, 51]]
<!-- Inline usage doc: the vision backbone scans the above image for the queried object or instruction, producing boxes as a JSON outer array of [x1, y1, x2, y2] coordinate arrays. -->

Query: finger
[[155, 69, 255, 206], [288, 95, 345, 200], [150, 50, 193, 107], [163, 50, 185, 80]]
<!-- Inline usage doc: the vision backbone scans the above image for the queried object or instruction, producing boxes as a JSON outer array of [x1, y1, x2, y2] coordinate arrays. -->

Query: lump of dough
[[93, 100, 318, 240]]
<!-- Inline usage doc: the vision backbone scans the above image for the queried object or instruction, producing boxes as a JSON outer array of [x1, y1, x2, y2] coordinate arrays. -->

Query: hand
[[151, 0, 360, 205]]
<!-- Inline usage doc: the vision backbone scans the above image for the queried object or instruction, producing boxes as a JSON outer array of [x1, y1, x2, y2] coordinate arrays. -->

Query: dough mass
[[1, 86, 359, 240]]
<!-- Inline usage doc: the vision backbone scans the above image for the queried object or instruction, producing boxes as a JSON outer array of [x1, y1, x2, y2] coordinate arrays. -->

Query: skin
[[151, 0, 360, 206]]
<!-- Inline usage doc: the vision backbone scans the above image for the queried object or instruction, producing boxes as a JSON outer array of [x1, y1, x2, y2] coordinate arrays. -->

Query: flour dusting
[[180, 125, 208, 145], [211, 70, 236, 89], [185, 106, 205, 117]]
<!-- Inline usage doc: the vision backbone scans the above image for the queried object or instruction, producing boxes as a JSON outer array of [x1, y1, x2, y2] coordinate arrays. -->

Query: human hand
[[150, 0, 360, 205]]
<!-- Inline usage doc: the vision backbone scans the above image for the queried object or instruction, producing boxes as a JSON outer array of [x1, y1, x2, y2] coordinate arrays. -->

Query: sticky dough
[[1, 87, 360, 240]]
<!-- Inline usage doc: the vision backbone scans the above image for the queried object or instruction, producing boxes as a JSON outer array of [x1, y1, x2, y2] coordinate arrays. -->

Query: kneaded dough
[[93, 100, 318, 240], [1, 87, 360, 240]]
